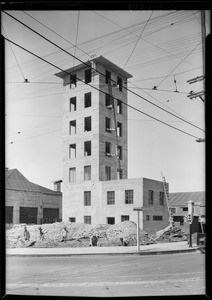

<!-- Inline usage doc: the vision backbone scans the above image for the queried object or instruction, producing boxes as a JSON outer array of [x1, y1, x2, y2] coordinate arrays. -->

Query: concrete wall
[[143, 178, 169, 234], [6, 189, 62, 224]]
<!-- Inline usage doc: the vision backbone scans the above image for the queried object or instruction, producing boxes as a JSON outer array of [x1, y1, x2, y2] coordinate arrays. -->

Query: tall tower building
[[56, 56, 170, 233]]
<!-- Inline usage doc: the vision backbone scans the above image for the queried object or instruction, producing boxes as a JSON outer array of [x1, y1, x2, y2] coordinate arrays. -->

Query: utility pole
[[133, 207, 143, 252]]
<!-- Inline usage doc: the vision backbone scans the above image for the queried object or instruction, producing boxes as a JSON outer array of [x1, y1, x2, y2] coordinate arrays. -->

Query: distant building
[[6, 169, 62, 225], [55, 55, 170, 234], [169, 191, 205, 230]]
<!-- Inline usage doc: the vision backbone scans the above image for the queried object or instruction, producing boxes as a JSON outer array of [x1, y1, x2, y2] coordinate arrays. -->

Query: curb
[[6, 247, 201, 257]]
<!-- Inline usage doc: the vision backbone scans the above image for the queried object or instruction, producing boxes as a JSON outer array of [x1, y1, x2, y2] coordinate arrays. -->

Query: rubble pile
[[6, 221, 187, 248], [150, 226, 187, 243]]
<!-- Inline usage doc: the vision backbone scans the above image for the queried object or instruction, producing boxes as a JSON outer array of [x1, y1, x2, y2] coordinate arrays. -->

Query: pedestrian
[[90, 235, 98, 247], [23, 226, 30, 241], [61, 226, 68, 242], [38, 226, 44, 240]]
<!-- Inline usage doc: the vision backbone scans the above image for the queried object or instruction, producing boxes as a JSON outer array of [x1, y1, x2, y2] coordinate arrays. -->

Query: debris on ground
[[6, 221, 187, 248]]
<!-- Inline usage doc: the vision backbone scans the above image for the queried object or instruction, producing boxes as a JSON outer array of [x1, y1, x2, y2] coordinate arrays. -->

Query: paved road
[[6, 252, 205, 297]]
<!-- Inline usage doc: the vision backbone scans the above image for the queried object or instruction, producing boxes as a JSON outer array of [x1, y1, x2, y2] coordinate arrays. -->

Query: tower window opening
[[117, 76, 123, 91], [105, 141, 111, 155], [70, 97, 76, 111], [84, 92, 91, 108], [84, 165, 91, 181], [148, 190, 154, 205], [70, 120, 76, 135], [69, 167, 76, 182], [70, 74, 77, 88], [105, 166, 111, 181], [105, 117, 111, 131], [84, 141, 91, 156], [159, 191, 165, 205], [106, 70, 111, 84], [117, 100, 122, 114], [85, 69, 92, 84], [84, 191, 91, 206], [117, 145, 123, 160], [105, 93, 113, 107], [84, 116, 92, 132], [69, 144, 76, 159], [117, 122, 122, 137]]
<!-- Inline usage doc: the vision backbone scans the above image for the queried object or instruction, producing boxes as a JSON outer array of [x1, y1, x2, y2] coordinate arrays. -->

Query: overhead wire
[[4, 36, 203, 141], [122, 10, 154, 69], [2, 10, 204, 134]]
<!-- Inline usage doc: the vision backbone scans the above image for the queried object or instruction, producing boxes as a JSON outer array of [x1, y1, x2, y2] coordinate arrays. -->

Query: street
[[6, 252, 205, 297]]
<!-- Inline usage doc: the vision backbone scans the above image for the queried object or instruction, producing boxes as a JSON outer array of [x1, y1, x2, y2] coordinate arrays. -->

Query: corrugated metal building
[[6, 169, 62, 225]]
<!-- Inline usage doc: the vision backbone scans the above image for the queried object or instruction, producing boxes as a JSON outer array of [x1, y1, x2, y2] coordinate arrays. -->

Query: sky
[[2, 10, 210, 192]]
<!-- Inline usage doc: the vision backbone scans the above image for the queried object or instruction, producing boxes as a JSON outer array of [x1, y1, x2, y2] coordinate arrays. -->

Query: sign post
[[188, 200, 194, 247], [133, 207, 143, 252]]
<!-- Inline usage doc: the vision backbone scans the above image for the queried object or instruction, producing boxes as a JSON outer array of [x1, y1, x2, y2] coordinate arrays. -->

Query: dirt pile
[[150, 226, 187, 243], [6, 222, 187, 248]]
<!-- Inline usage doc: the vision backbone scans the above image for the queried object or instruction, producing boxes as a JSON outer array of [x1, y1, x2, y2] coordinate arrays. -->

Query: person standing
[[23, 226, 30, 241], [38, 226, 44, 241], [61, 226, 68, 242]]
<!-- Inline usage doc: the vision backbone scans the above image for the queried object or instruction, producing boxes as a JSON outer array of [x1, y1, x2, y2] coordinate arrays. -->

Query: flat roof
[[55, 55, 133, 79]]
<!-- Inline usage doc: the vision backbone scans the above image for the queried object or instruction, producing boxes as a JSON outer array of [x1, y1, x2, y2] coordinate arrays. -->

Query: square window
[[70, 74, 77, 88], [106, 70, 111, 84], [117, 100, 122, 114], [121, 215, 129, 222], [148, 190, 154, 205], [183, 207, 188, 211], [107, 191, 115, 205], [70, 97, 76, 111], [84, 165, 91, 181], [105, 166, 111, 181], [159, 192, 165, 205], [69, 217, 76, 222], [69, 167, 76, 182], [84, 92, 91, 108], [70, 120, 76, 135], [84, 116, 92, 132], [84, 141, 91, 156], [85, 69, 91, 84], [125, 190, 133, 204], [69, 144, 76, 159], [117, 76, 123, 91], [117, 122, 122, 137], [107, 217, 115, 225], [84, 216, 91, 224], [84, 191, 91, 206]]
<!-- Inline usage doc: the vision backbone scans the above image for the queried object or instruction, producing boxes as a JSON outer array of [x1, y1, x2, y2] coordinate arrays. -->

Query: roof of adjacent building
[[6, 169, 61, 195], [169, 191, 205, 207], [55, 55, 133, 80]]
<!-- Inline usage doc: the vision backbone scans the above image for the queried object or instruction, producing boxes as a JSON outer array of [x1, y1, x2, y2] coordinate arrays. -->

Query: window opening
[[105, 142, 111, 156], [148, 190, 154, 204], [70, 74, 76, 88], [105, 117, 112, 132], [105, 93, 113, 107], [117, 169, 123, 179], [153, 215, 163, 221], [84, 216, 91, 224], [70, 97, 76, 111], [84, 116, 92, 132], [121, 215, 129, 222], [106, 70, 111, 84], [146, 215, 150, 221], [69, 217, 76, 222], [69, 167, 76, 182], [107, 217, 115, 225], [84, 165, 91, 181], [107, 191, 115, 205], [84, 191, 91, 206], [117, 122, 122, 137], [117, 146, 122, 160], [183, 207, 188, 211], [69, 144, 76, 159], [84, 141, 91, 156], [105, 166, 111, 181], [85, 69, 92, 84], [159, 192, 165, 205], [70, 120, 76, 135], [125, 190, 133, 204], [117, 100, 122, 114], [84, 92, 91, 108], [117, 76, 123, 91]]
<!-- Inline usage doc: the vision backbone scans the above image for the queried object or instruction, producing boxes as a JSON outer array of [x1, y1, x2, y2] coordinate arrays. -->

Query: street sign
[[133, 207, 143, 211]]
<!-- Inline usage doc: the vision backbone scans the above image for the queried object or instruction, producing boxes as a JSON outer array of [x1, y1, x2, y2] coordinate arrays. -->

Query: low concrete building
[[6, 169, 62, 225]]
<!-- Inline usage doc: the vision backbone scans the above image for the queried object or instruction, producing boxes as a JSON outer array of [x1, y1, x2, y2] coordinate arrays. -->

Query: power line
[[123, 11, 153, 69], [4, 36, 203, 141], [3, 11, 204, 134]]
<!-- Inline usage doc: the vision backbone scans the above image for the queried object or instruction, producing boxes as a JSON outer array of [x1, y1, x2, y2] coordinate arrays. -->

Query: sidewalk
[[6, 241, 202, 257]]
